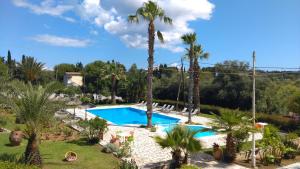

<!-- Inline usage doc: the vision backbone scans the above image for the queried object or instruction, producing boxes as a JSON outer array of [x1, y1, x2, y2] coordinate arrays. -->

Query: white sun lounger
[[137, 101, 144, 105], [161, 105, 170, 111], [165, 105, 175, 113]]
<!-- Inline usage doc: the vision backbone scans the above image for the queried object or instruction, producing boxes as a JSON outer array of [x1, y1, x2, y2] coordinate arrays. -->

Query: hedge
[[153, 99, 300, 134], [0, 161, 39, 169]]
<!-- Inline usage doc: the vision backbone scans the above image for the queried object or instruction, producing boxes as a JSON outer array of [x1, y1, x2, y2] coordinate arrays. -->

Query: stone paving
[[66, 105, 257, 168]]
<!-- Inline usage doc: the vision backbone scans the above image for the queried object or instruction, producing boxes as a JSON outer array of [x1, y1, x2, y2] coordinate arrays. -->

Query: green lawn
[[0, 133, 119, 169]]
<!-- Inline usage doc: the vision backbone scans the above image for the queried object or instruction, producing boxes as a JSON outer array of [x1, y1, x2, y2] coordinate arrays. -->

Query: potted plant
[[9, 128, 23, 146], [64, 151, 77, 162], [213, 143, 222, 161]]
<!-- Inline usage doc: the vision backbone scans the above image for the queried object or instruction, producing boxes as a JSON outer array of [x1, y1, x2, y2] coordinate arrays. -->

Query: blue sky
[[0, 0, 299, 70]]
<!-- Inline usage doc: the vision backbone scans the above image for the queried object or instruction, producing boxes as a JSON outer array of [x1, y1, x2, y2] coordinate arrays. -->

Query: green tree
[[127, 64, 147, 102], [17, 56, 44, 83], [181, 33, 197, 123], [0, 81, 64, 166], [53, 63, 77, 81], [128, 0, 172, 127], [211, 109, 249, 163], [192, 45, 209, 111], [104, 61, 126, 104], [0, 61, 9, 80], [155, 125, 202, 168], [84, 61, 108, 94], [288, 91, 300, 115]]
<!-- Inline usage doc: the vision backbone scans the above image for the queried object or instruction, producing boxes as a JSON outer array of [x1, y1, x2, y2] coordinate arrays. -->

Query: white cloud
[[90, 30, 99, 35], [77, 0, 215, 52], [13, 0, 215, 52], [12, 0, 75, 22], [31, 34, 91, 47]]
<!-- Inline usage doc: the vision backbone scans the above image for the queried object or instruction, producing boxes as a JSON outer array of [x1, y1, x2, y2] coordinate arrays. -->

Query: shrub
[[119, 160, 138, 169], [0, 161, 38, 169], [80, 96, 92, 104], [150, 126, 156, 132], [102, 143, 119, 153], [257, 114, 299, 132], [117, 141, 131, 158], [78, 117, 108, 144], [180, 164, 199, 169]]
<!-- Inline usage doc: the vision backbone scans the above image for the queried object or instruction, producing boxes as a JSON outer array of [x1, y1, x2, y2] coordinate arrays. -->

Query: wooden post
[[251, 51, 257, 168]]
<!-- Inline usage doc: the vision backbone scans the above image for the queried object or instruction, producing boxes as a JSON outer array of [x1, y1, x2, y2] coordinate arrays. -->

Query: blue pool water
[[88, 107, 180, 125], [163, 125, 215, 138]]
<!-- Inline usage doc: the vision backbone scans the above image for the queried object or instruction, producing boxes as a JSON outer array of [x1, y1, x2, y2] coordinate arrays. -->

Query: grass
[[0, 133, 120, 169], [0, 113, 25, 131], [197, 113, 217, 119]]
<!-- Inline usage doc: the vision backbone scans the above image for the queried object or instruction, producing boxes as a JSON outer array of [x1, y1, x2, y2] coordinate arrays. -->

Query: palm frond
[[157, 30, 164, 43]]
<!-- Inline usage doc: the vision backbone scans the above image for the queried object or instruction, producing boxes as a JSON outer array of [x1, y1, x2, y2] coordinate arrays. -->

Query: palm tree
[[104, 61, 126, 104], [128, 1, 172, 128], [211, 109, 248, 163], [18, 56, 44, 83], [193, 45, 209, 111], [0, 81, 64, 166], [155, 125, 202, 168], [181, 33, 197, 123]]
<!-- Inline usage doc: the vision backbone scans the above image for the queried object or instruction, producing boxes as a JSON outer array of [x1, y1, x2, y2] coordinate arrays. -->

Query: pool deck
[[65, 105, 261, 168]]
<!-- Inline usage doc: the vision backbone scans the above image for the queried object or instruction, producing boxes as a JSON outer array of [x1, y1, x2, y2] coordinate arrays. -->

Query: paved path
[[277, 162, 300, 169]]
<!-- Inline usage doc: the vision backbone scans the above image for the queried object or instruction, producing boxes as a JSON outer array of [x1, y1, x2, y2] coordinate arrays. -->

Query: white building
[[63, 72, 83, 87]]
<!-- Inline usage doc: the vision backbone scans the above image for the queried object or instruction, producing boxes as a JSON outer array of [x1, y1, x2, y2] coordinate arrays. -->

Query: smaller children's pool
[[163, 125, 216, 138]]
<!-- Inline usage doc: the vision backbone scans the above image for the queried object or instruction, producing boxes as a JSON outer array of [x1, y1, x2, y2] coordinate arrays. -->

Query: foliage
[[155, 125, 202, 168], [259, 125, 285, 164], [53, 63, 77, 82], [78, 117, 108, 144], [117, 141, 132, 158], [126, 64, 147, 102], [211, 109, 249, 163], [0, 61, 9, 80], [0, 133, 120, 169], [288, 91, 300, 114], [119, 160, 138, 169], [128, 0, 172, 128], [0, 161, 39, 169], [180, 164, 199, 169], [0, 81, 64, 166], [80, 96, 92, 104], [233, 126, 250, 152], [257, 113, 299, 132], [102, 143, 119, 153], [17, 56, 44, 83]]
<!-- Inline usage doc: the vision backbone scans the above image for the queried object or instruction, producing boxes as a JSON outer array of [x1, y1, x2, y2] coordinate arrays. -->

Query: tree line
[[1, 50, 299, 116]]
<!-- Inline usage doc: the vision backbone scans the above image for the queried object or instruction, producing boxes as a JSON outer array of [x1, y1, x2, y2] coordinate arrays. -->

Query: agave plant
[[155, 125, 202, 168]]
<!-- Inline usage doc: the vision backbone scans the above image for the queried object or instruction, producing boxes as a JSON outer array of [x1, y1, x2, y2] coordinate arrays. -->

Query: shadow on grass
[[66, 138, 94, 146]]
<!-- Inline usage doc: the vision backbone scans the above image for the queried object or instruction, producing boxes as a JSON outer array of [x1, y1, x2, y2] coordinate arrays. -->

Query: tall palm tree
[[211, 109, 249, 163], [128, 1, 172, 127], [155, 125, 202, 168], [193, 45, 209, 111], [0, 81, 64, 166], [104, 61, 126, 104], [181, 33, 197, 123], [18, 56, 44, 83]]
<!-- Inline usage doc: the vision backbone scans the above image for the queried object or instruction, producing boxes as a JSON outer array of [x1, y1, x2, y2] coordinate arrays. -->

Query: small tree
[[211, 109, 249, 163], [155, 125, 202, 168], [78, 117, 108, 144], [0, 81, 64, 166]]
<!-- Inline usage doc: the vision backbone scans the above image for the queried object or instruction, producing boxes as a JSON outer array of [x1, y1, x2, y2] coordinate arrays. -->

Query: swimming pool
[[88, 107, 180, 125], [163, 125, 216, 138]]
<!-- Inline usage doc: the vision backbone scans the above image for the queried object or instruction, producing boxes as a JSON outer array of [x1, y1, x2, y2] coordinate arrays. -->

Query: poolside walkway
[[277, 162, 300, 169], [66, 105, 257, 168]]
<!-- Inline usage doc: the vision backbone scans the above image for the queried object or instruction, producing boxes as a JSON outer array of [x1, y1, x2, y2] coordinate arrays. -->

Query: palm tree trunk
[[172, 149, 183, 169], [111, 74, 116, 104], [193, 58, 200, 112], [146, 21, 155, 128], [224, 132, 236, 163], [24, 133, 42, 166], [188, 48, 194, 124]]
